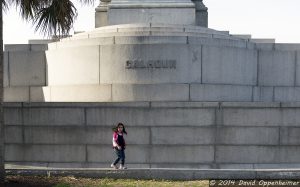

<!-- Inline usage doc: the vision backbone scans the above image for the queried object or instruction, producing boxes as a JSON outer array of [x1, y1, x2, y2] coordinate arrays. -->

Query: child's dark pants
[[113, 148, 125, 165]]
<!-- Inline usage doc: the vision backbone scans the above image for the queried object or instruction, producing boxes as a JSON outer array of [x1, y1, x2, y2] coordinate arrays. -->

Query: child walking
[[111, 122, 127, 169]]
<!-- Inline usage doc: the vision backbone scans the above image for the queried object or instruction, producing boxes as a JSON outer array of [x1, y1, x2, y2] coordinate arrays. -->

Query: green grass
[[6, 176, 209, 187], [54, 184, 71, 187]]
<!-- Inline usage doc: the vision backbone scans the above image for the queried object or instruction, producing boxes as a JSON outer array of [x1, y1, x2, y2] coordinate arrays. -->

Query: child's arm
[[112, 132, 121, 149]]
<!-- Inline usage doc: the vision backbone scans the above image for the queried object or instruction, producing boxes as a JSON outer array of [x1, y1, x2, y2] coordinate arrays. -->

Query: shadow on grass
[[5, 176, 66, 187], [5, 175, 208, 187]]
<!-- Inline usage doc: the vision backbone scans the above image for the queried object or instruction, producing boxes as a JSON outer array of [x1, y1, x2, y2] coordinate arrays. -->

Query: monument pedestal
[[95, 0, 110, 27], [96, 0, 196, 27], [193, 0, 208, 27]]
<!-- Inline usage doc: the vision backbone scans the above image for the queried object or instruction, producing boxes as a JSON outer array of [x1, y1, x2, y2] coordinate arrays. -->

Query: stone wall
[[4, 44, 47, 102], [5, 102, 300, 169], [4, 24, 300, 102]]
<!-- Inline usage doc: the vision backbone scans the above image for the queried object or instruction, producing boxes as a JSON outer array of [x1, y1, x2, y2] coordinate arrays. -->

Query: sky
[[3, 0, 300, 44]]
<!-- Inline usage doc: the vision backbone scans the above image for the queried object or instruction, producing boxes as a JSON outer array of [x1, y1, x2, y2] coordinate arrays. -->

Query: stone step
[[48, 36, 248, 50], [5, 84, 300, 102], [67, 31, 233, 41], [58, 24, 233, 41], [49, 34, 243, 50], [5, 167, 300, 180], [45, 23, 242, 49]]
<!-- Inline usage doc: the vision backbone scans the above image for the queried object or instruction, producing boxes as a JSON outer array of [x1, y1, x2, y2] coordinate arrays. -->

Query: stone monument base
[[96, 0, 196, 27]]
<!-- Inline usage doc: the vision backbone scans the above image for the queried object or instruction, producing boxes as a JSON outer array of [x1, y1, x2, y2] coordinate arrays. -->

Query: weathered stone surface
[[223, 106, 300, 127], [253, 86, 274, 102], [274, 87, 300, 102], [24, 127, 89, 144], [24, 126, 149, 145], [255, 43, 274, 51], [5, 44, 47, 51], [254, 164, 300, 169], [48, 85, 112, 102], [46, 162, 150, 169], [151, 127, 214, 144], [280, 127, 300, 145], [30, 44, 48, 51], [279, 147, 300, 162], [29, 87, 50, 102], [221, 102, 280, 108], [150, 101, 219, 108], [150, 163, 212, 169], [5, 162, 48, 169], [108, 8, 195, 26], [296, 52, 300, 86], [216, 146, 279, 163], [117, 27, 184, 33], [258, 50, 296, 86], [202, 46, 257, 85], [275, 44, 300, 51], [56, 37, 114, 48], [115, 36, 187, 44], [100, 44, 201, 84], [4, 87, 29, 102], [5, 145, 86, 162], [112, 84, 189, 101], [86, 108, 215, 126], [4, 52, 9, 87], [5, 44, 30, 51], [281, 109, 300, 126], [190, 84, 252, 101], [5, 126, 23, 144], [188, 37, 247, 48], [216, 127, 279, 145], [4, 102, 300, 170], [4, 108, 23, 125], [280, 102, 300, 108], [217, 146, 300, 164], [47, 42, 57, 50], [232, 35, 251, 40], [251, 39, 275, 43], [46, 46, 100, 85], [150, 146, 214, 163], [87, 145, 149, 163], [218, 164, 254, 169], [9, 51, 46, 86], [23, 108, 85, 126], [223, 108, 282, 126]]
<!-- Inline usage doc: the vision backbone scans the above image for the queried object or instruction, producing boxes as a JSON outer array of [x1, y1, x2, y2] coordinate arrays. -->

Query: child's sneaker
[[119, 164, 127, 169], [110, 164, 118, 169]]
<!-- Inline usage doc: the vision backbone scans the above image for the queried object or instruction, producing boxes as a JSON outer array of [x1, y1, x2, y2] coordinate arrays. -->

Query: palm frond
[[3, 0, 9, 11], [77, 0, 94, 5], [34, 0, 77, 37], [6, 0, 96, 37], [6, 0, 50, 20]]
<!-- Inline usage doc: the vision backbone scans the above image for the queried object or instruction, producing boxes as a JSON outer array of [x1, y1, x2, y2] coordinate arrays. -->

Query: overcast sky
[[3, 0, 300, 44]]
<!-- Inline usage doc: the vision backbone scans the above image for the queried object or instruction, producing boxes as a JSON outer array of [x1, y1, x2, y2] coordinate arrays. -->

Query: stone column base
[[96, 0, 196, 26]]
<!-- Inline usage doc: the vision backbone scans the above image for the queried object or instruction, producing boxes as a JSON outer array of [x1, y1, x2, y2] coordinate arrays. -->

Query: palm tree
[[0, 0, 4, 183], [0, 0, 94, 183]]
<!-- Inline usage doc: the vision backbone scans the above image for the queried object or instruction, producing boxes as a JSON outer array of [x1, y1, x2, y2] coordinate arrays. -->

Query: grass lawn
[[5, 175, 209, 187]]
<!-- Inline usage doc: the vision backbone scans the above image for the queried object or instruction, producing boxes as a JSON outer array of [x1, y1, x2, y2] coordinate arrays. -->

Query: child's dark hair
[[112, 122, 127, 134]]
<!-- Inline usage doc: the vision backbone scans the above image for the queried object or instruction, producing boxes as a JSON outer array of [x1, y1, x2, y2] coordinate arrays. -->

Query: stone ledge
[[150, 101, 219, 108], [5, 101, 300, 109], [5, 44, 48, 52], [20, 102, 150, 108], [281, 102, 300, 108], [221, 102, 280, 108], [54, 23, 234, 44], [6, 168, 300, 179], [3, 103, 23, 107]]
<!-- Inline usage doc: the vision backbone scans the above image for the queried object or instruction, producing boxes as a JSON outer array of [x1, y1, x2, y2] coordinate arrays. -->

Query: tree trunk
[[0, 0, 5, 183]]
